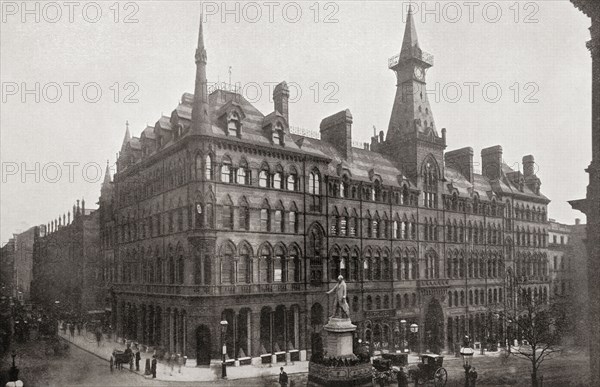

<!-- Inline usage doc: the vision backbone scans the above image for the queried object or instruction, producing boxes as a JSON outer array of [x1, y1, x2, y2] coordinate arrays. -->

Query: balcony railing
[[388, 47, 434, 69], [113, 282, 304, 296]]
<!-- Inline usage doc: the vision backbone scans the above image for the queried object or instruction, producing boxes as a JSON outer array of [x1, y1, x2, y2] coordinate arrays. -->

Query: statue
[[326, 275, 350, 319]]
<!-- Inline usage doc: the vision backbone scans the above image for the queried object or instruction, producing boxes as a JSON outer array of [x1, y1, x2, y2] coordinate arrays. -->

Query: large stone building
[[0, 239, 16, 299], [570, 1, 600, 384], [0, 227, 36, 303], [548, 220, 573, 297], [101, 11, 552, 364], [32, 200, 103, 315]]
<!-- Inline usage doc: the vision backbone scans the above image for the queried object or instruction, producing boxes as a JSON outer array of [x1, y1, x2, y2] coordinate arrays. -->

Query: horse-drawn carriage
[[407, 354, 447, 386], [112, 349, 132, 370]]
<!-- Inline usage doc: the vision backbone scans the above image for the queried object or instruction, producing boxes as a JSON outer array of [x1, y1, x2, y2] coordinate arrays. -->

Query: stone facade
[[0, 239, 16, 299], [32, 201, 102, 314], [100, 11, 552, 364], [570, 1, 600, 384]]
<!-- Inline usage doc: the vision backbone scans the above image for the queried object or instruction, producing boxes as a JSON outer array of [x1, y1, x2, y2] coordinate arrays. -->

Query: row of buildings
[[0, 7, 590, 368]]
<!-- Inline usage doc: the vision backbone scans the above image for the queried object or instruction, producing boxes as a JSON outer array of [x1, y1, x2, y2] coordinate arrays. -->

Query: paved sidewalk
[[58, 329, 309, 382]]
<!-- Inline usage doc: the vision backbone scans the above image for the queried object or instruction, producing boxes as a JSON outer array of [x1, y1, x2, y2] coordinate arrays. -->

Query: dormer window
[[176, 124, 183, 138], [228, 112, 240, 136], [272, 122, 284, 145]]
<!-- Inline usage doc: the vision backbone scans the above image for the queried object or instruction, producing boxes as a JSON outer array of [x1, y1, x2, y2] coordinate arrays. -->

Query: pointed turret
[[101, 161, 114, 199], [400, 7, 419, 59], [386, 8, 437, 141], [191, 14, 211, 134], [121, 121, 131, 151]]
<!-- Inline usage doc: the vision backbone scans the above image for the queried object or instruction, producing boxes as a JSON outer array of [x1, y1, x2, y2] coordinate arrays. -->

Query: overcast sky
[[0, 0, 592, 244]]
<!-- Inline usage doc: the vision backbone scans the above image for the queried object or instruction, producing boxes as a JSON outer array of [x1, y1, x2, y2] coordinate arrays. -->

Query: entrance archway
[[424, 298, 444, 354], [195, 325, 211, 365]]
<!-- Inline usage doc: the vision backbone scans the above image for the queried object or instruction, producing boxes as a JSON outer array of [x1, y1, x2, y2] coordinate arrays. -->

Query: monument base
[[308, 317, 373, 387]]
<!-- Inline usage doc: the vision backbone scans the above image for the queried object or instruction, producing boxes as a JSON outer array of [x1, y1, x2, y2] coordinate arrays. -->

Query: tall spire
[[386, 7, 439, 147], [400, 7, 419, 58], [103, 160, 111, 185], [121, 121, 131, 151], [191, 13, 211, 134]]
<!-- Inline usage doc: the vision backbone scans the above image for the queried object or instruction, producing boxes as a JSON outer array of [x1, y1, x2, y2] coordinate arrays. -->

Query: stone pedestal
[[308, 317, 373, 387], [323, 317, 356, 357]]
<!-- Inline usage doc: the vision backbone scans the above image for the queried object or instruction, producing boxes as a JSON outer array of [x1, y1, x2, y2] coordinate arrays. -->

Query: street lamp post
[[460, 342, 475, 387], [400, 319, 406, 353], [220, 320, 228, 379], [8, 351, 19, 382], [410, 323, 419, 354]]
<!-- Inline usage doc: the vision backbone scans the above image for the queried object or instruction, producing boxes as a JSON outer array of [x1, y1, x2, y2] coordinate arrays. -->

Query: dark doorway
[[424, 298, 444, 354], [195, 325, 211, 365]]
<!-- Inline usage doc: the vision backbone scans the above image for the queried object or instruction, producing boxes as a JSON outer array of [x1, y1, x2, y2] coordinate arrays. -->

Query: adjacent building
[[0, 239, 16, 299], [0, 227, 36, 303], [569, 1, 600, 384], [548, 220, 573, 297], [100, 10, 552, 364], [32, 200, 103, 315]]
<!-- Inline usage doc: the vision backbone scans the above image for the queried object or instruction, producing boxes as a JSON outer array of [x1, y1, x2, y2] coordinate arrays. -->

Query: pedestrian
[[135, 347, 141, 371], [69, 323, 75, 339], [151, 355, 157, 378], [169, 353, 176, 376], [110, 355, 114, 373], [279, 367, 288, 387], [95, 327, 102, 347], [177, 354, 184, 373]]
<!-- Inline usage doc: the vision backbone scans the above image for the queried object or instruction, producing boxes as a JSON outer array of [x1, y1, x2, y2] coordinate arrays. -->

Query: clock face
[[414, 67, 424, 80]]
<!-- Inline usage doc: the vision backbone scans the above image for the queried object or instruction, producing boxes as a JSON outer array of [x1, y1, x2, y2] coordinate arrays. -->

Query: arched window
[[288, 206, 298, 233], [260, 202, 270, 232], [222, 203, 233, 230], [364, 250, 372, 281], [237, 159, 250, 185], [220, 244, 235, 284], [272, 122, 283, 145], [274, 245, 285, 282], [259, 170, 269, 188], [239, 197, 250, 231], [273, 165, 284, 189], [274, 208, 284, 233], [423, 160, 438, 208], [205, 155, 213, 180], [309, 170, 320, 195], [290, 245, 301, 283], [351, 249, 359, 281], [228, 111, 240, 136], [373, 250, 382, 280], [287, 167, 298, 191], [221, 156, 232, 183], [238, 244, 252, 283], [258, 244, 272, 283]]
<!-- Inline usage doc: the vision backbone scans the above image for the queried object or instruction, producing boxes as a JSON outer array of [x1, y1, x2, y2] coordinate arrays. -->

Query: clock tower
[[383, 8, 445, 182]]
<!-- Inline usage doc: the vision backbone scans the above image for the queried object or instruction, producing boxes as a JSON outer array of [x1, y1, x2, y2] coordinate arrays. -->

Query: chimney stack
[[320, 109, 353, 160], [481, 145, 503, 181], [575, 218, 581, 225], [81, 198, 85, 215], [445, 147, 474, 183], [523, 155, 535, 177], [273, 82, 289, 123]]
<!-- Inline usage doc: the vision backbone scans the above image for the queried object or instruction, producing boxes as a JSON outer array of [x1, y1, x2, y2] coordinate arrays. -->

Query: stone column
[[170, 310, 175, 353], [251, 311, 261, 359]]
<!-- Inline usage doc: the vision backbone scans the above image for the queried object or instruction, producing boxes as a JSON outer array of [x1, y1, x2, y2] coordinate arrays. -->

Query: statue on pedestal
[[326, 275, 350, 319]]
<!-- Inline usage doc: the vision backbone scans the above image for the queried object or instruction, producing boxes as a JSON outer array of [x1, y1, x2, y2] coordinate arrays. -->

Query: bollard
[[145, 358, 152, 375]]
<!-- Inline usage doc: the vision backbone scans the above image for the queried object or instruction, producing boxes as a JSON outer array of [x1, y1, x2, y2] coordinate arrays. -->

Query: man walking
[[151, 355, 157, 378], [279, 367, 288, 387], [135, 347, 141, 371]]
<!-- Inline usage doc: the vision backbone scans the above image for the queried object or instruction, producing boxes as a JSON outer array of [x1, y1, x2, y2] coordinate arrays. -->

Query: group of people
[[109, 342, 187, 379]]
